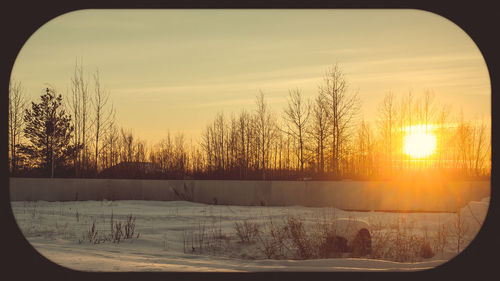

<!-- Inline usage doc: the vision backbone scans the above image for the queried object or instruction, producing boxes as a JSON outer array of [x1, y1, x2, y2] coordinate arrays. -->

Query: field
[[10, 197, 489, 272]]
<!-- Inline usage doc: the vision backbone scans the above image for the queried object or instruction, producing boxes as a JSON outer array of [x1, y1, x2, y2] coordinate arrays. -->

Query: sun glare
[[403, 125, 437, 159]]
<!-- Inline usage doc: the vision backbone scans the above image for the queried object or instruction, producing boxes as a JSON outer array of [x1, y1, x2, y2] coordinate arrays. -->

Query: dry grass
[[369, 216, 435, 262], [80, 212, 140, 244], [182, 217, 230, 255]]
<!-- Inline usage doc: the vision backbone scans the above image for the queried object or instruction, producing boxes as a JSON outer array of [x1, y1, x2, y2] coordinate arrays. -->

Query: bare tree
[[189, 138, 204, 176], [227, 113, 239, 174], [134, 138, 147, 163], [405, 91, 414, 130], [435, 103, 451, 170], [455, 113, 489, 177], [422, 90, 436, 133], [201, 125, 214, 174], [214, 112, 225, 172], [102, 111, 119, 169], [310, 92, 329, 175], [283, 88, 311, 174], [173, 132, 187, 177], [355, 119, 374, 177], [68, 59, 90, 177], [255, 91, 276, 180], [377, 92, 396, 176], [91, 69, 114, 173], [8, 79, 26, 175], [237, 110, 251, 178], [395, 95, 407, 171], [319, 64, 360, 177], [472, 120, 488, 177], [120, 128, 135, 163]]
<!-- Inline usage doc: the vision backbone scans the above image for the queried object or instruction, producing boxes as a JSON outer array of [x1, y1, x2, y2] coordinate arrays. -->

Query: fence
[[9, 178, 490, 212]]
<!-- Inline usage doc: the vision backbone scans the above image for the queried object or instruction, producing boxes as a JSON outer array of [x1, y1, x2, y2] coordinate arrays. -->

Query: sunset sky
[[10, 9, 491, 144]]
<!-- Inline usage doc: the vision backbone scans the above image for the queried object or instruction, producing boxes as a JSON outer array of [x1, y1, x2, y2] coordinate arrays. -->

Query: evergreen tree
[[18, 88, 75, 177]]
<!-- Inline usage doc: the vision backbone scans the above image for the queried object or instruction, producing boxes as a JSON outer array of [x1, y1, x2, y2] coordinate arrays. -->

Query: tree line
[[8, 63, 491, 180]]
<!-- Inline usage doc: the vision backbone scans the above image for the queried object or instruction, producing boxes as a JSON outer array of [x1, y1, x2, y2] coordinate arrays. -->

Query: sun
[[403, 125, 437, 159]]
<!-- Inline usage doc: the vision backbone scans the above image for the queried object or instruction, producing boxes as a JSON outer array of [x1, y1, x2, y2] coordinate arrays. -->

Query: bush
[[256, 218, 289, 259], [234, 220, 261, 243], [322, 234, 349, 258], [351, 228, 372, 257], [285, 215, 315, 259], [420, 241, 435, 259], [370, 216, 428, 262], [253, 214, 376, 260]]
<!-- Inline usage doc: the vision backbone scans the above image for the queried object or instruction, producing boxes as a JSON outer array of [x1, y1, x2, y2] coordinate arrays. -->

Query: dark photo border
[[2, 1, 497, 281]]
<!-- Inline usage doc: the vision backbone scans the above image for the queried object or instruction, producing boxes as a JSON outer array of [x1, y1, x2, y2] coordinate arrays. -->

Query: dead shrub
[[256, 218, 289, 259], [84, 219, 100, 244], [80, 213, 139, 244], [449, 210, 470, 254], [432, 220, 448, 256], [285, 215, 315, 259], [234, 220, 261, 243], [123, 214, 136, 239], [183, 219, 229, 255], [368, 216, 431, 262], [369, 221, 392, 259]]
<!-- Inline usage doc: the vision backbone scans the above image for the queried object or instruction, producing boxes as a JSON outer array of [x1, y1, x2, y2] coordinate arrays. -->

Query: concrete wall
[[9, 178, 490, 212]]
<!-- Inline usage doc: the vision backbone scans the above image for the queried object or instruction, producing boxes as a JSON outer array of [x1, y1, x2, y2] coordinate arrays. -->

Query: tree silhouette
[[18, 88, 75, 177], [283, 88, 311, 174], [319, 64, 360, 177], [8, 79, 26, 176], [10, 62, 490, 180], [255, 91, 277, 180], [310, 93, 329, 175]]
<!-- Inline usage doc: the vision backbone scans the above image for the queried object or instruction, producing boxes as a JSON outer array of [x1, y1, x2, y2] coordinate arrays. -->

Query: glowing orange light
[[403, 125, 437, 159]]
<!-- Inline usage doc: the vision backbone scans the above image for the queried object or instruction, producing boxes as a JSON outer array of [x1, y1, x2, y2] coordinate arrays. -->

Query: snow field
[[10, 198, 489, 271]]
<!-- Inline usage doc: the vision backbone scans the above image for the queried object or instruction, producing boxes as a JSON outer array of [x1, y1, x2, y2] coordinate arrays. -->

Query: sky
[[10, 9, 491, 145]]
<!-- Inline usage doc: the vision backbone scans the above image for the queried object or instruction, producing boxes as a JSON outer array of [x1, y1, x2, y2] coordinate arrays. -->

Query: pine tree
[[18, 88, 76, 177]]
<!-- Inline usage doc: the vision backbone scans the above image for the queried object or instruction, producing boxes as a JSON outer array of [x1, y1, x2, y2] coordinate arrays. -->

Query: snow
[[330, 218, 371, 240], [11, 198, 489, 272]]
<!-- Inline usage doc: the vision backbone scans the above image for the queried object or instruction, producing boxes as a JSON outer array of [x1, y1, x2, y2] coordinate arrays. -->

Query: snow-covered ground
[[10, 197, 489, 272]]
